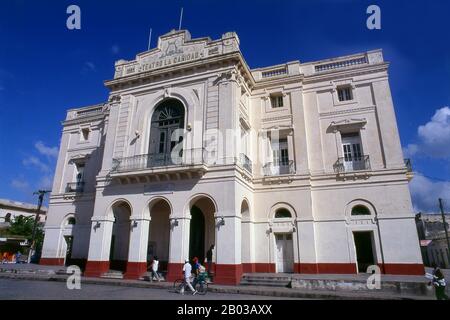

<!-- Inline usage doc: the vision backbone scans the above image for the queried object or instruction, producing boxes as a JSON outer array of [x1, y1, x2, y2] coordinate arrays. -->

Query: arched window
[[149, 99, 185, 158], [351, 205, 371, 216], [275, 208, 292, 218], [5, 213, 11, 223], [67, 217, 76, 225]]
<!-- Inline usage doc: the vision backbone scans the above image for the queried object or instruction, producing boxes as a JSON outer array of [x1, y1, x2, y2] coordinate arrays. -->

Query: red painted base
[[383, 263, 425, 275], [124, 262, 148, 279], [40, 258, 65, 266], [166, 263, 184, 282], [214, 264, 243, 285], [84, 260, 110, 277]]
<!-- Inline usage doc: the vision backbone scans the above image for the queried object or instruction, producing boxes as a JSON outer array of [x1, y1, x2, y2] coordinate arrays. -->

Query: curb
[[0, 273, 431, 300]]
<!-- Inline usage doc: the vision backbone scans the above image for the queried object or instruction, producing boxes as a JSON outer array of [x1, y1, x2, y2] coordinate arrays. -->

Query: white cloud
[[409, 173, 450, 213], [38, 175, 54, 190], [403, 143, 419, 158], [11, 178, 30, 192], [111, 45, 120, 55], [407, 107, 450, 159], [22, 156, 50, 172], [82, 61, 96, 74], [35, 141, 58, 158]]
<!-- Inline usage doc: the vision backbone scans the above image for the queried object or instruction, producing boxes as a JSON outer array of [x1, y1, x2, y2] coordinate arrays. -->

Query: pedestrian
[[15, 251, 22, 264], [151, 256, 161, 282], [192, 257, 201, 277], [206, 244, 215, 279], [180, 259, 197, 295], [2, 252, 8, 264], [429, 264, 449, 300]]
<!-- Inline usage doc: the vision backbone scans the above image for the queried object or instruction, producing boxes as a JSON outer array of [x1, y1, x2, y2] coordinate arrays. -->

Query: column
[[124, 216, 151, 279], [287, 131, 295, 172], [40, 226, 65, 266], [84, 216, 115, 277], [166, 216, 190, 282], [295, 220, 318, 273], [215, 214, 242, 285]]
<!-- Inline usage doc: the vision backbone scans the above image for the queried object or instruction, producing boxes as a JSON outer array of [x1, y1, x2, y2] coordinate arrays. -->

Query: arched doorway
[[109, 201, 132, 272], [61, 215, 76, 266], [148, 199, 171, 272], [188, 197, 216, 266], [240, 199, 253, 272], [149, 98, 185, 166]]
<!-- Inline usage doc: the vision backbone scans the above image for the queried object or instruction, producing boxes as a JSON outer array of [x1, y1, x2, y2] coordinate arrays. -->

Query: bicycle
[[173, 277, 208, 295]]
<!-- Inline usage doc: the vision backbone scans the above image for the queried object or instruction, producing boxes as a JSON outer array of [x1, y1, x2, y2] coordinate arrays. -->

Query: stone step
[[240, 274, 435, 297], [100, 271, 124, 279]]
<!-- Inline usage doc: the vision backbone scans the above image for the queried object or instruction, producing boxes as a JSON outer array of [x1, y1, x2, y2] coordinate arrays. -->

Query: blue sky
[[0, 0, 449, 212]]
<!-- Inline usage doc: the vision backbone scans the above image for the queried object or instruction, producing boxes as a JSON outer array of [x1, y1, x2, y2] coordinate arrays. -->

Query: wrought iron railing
[[263, 161, 295, 176], [404, 158, 412, 173], [111, 148, 207, 173], [334, 155, 371, 173], [239, 153, 252, 174], [66, 182, 85, 193]]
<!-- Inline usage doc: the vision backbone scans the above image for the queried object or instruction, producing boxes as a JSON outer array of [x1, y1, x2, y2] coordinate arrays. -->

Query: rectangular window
[[337, 86, 353, 102], [270, 95, 284, 108]]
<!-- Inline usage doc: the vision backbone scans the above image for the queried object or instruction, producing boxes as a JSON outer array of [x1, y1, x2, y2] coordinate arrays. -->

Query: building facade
[[40, 30, 424, 284], [416, 213, 450, 269], [0, 199, 47, 224]]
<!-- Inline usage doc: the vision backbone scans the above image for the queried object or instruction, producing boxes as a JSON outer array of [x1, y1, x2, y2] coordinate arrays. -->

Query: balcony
[[66, 182, 85, 193], [263, 161, 295, 176], [239, 153, 252, 174], [334, 155, 371, 174], [109, 148, 208, 182]]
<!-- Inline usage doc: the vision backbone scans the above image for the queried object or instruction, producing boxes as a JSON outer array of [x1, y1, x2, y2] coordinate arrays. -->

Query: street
[[0, 278, 302, 300]]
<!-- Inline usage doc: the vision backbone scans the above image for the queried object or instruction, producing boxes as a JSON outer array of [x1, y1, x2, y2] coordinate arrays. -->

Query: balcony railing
[[404, 158, 412, 173], [334, 155, 371, 174], [111, 148, 207, 173], [66, 182, 85, 193], [240, 153, 252, 174], [263, 161, 295, 176]]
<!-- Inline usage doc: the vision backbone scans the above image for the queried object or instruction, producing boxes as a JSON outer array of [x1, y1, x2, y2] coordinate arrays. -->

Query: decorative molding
[[320, 106, 375, 118]]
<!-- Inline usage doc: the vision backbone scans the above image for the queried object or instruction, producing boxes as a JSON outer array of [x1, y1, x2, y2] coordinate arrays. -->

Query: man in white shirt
[[181, 259, 197, 295]]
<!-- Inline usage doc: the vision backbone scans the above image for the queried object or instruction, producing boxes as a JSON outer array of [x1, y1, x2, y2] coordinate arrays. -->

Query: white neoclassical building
[[40, 29, 424, 284]]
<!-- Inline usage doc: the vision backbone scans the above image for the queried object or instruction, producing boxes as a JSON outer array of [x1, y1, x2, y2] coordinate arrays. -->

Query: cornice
[[303, 63, 389, 85]]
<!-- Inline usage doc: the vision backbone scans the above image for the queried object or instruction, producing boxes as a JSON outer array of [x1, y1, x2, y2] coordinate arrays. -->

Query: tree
[[8, 215, 44, 253]]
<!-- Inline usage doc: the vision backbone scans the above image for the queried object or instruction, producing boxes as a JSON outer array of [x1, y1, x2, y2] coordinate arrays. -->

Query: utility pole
[[438, 198, 450, 267], [27, 190, 51, 264]]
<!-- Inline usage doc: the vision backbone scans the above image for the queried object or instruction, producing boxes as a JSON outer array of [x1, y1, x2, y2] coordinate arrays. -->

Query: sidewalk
[[0, 263, 439, 300]]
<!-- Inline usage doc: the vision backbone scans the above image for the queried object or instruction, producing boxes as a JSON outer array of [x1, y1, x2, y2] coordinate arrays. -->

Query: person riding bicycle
[[192, 265, 207, 291]]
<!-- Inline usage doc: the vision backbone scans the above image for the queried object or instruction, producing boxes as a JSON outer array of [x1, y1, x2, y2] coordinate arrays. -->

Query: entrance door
[[189, 206, 205, 264], [272, 138, 289, 175], [353, 232, 375, 273], [341, 133, 364, 171], [64, 236, 73, 266], [275, 233, 294, 273]]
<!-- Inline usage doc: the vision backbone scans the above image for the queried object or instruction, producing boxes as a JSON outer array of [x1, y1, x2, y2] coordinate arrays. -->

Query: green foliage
[[7, 215, 44, 250]]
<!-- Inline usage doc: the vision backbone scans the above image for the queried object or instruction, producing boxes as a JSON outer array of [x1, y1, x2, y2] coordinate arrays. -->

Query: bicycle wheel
[[195, 281, 208, 295], [173, 279, 184, 293]]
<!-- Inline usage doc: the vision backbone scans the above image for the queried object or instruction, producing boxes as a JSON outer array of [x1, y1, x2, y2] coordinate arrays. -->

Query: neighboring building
[[40, 29, 424, 284], [416, 213, 450, 269], [0, 198, 47, 224]]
